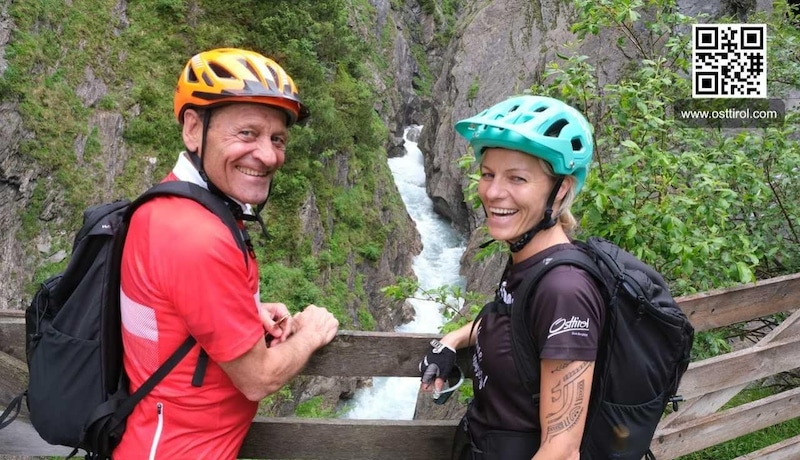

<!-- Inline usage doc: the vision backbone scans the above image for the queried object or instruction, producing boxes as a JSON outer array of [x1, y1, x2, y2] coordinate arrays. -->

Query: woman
[[418, 95, 604, 460]]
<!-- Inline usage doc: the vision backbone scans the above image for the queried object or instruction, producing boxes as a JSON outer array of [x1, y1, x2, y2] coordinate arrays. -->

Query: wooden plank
[[0, 310, 24, 318], [0, 311, 25, 362], [0, 326, 476, 380], [660, 309, 800, 429], [0, 351, 28, 411], [675, 332, 800, 400], [732, 434, 800, 460], [0, 416, 461, 460], [239, 417, 459, 460], [294, 330, 476, 378], [0, 416, 75, 457], [650, 386, 800, 459], [304, 330, 438, 377], [675, 273, 800, 332]]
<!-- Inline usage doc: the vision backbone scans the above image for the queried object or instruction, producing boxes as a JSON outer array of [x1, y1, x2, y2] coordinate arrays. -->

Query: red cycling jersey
[[114, 157, 264, 460]]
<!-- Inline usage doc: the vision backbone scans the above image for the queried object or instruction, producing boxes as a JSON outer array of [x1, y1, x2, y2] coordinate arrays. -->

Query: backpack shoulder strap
[[129, 181, 250, 262], [84, 335, 197, 446], [510, 246, 603, 398]]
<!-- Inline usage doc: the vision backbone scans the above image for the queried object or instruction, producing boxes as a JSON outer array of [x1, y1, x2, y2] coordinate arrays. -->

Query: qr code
[[692, 24, 767, 98]]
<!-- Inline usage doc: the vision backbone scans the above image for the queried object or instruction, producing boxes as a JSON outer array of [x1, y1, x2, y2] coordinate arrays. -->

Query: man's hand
[[259, 302, 292, 345], [293, 304, 339, 349]]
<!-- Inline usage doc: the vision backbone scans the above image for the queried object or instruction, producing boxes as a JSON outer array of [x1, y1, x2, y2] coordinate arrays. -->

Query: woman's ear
[[556, 176, 574, 202], [181, 109, 203, 153]]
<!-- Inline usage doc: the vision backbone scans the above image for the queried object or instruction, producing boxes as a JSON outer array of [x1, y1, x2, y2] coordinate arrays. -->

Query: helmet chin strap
[[507, 176, 564, 253], [187, 110, 271, 241]]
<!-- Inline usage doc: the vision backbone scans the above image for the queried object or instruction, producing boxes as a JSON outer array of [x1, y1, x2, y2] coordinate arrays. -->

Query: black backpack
[[0, 181, 250, 459], [490, 237, 694, 460]]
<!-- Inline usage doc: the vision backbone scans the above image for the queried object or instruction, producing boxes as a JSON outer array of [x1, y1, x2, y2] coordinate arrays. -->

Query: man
[[114, 48, 339, 459]]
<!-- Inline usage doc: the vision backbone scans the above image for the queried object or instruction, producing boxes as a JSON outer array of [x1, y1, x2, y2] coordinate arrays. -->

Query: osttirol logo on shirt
[[547, 316, 590, 339]]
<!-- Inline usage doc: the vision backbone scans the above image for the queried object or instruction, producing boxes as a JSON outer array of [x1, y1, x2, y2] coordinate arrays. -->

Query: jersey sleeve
[[528, 265, 604, 362]]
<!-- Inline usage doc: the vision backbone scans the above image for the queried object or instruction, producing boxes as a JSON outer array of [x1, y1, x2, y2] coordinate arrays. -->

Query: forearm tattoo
[[543, 361, 591, 443]]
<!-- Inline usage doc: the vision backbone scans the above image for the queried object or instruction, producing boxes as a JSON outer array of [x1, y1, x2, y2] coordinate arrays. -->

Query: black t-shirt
[[467, 243, 605, 441]]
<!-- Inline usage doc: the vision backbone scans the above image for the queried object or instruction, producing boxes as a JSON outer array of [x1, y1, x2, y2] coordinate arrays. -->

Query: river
[[342, 125, 467, 420]]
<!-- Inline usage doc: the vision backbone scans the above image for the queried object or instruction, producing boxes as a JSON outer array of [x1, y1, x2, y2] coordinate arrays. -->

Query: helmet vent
[[243, 60, 261, 81], [571, 138, 583, 151], [543, 119, 569, 138], [504, 104, 521, 117], [187, 66, 200, 83], [534, 106, 547, 112], [209, 63, 234, 79], [267, 67, 280, 89]]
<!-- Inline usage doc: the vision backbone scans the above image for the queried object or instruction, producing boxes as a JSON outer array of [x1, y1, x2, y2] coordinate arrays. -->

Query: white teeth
[[489, 207, 517, 215], [237, 166, 267, 177]]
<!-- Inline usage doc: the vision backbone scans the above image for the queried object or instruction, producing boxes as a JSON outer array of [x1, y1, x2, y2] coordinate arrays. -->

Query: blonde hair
[[538, 158, 578, 235]]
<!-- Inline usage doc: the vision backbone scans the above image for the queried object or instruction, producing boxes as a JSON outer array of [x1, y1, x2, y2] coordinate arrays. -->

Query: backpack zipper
[[148, 402, 165, 460]]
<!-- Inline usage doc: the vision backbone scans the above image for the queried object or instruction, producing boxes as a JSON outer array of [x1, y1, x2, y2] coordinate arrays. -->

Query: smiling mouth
[[488, 207, 518, 217], [237, 166, 268, 177]]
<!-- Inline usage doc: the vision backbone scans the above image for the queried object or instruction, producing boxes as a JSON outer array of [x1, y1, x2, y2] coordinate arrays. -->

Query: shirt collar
[[172, 152, 254, 215]]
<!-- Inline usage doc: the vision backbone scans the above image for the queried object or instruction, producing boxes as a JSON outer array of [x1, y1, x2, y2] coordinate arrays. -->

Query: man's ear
[[181, 109, 203, 153]]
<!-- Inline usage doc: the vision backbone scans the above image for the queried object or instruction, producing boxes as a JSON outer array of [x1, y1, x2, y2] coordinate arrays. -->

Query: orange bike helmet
[[174, 48, 310, 126]]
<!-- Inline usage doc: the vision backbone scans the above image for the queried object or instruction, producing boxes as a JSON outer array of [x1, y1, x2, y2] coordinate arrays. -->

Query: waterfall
[[342, 125, 467, 420]]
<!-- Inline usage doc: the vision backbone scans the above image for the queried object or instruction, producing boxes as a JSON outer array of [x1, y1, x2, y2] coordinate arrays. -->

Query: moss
[[295, 395, 338, 418], [357, 306, 377, 330]]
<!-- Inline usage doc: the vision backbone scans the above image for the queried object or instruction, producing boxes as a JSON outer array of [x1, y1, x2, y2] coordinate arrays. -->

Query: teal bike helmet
[[455, 95, 593, 192]]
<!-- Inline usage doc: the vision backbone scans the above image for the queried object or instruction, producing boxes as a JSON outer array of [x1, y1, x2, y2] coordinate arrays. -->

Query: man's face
[[195, 103, 288, 205]]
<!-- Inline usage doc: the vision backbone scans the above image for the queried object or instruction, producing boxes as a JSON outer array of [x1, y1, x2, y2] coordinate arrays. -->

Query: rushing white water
[[342, 125, 467, 420]]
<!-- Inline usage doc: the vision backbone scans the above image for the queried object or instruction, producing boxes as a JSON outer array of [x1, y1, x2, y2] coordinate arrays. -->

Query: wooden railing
[[1, 273, 800, 459]]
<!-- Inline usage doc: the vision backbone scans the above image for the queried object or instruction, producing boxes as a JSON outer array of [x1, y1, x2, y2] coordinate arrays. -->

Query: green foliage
[[295, 395, 339, 418], [257, 384, 293, 416], [537, 0, 800, 295], [457, 156, 481, 209], [419, 0, 436, 15], [381, 277, 490, 333], [357, 242, 382, 261], [259, 263, 323, 313], [333, 189, 367, 228], [691, 330, 732, 361], [466, 76, 480, 106], [357, 306, 377, 330]]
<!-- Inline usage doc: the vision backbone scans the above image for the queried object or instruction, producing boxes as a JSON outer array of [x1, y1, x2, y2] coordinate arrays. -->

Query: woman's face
[[477, 148, 556, 243]]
